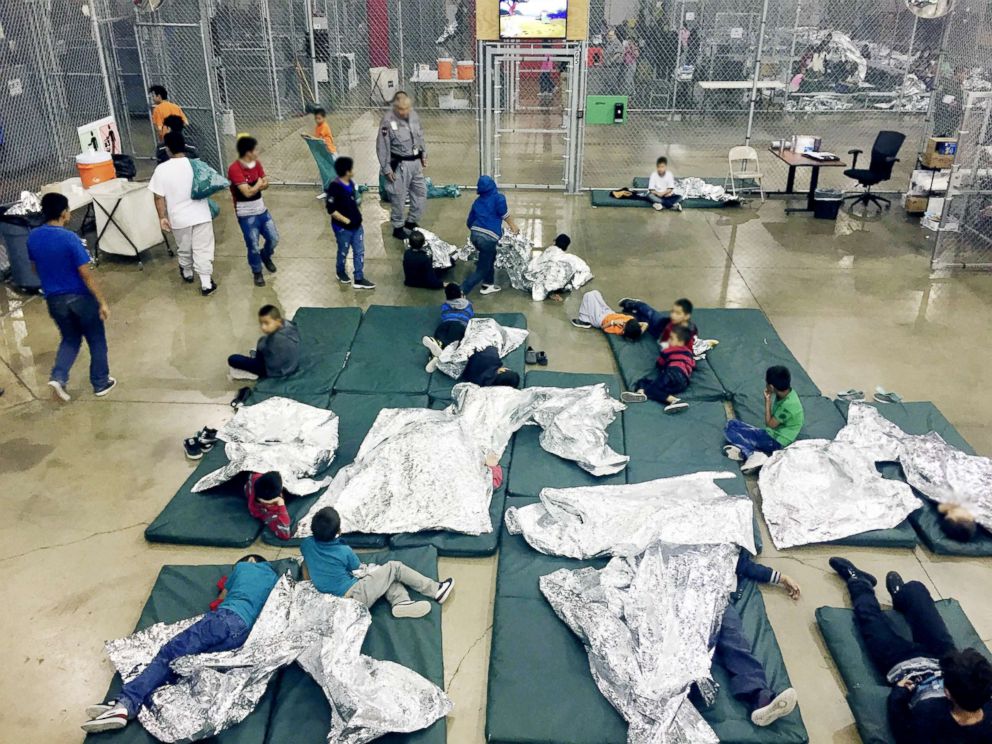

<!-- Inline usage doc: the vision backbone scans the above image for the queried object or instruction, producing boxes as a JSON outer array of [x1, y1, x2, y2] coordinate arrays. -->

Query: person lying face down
[[459, 345, 520, 388], [938, 503, 981, 543]]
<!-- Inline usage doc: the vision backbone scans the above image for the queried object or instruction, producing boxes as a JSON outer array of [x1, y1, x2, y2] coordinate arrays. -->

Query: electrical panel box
[[586, 95, 628, 124]]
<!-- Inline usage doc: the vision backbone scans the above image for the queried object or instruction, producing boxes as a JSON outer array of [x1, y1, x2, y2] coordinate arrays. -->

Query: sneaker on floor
[[404, 221, 419, 231], [873, 386, 903, 404], [620, 390, 647, 404], [353, 277, 376, 290], [48, 380, 71, 402], [253, 272, 265, 287], [231, 386, 252, 409], [480, 284, 502, 295], [652, 202, 664, 211], [337, 271, 351, 284], [228, 365, 259, 381], [262, 257, 277, 273], [81, 703, 128, 734], [178, 267, 194, 284], [94, 378, 118, 397], [201, 281, 219, 297], [617, 297, 642, 309], [197, 426, 218, 450], [723, 444, 744, 462], [392, 226, 411, 240], [391, 600, 431, 619], [751, 688, 797, 727], [673, 202, 683, 212], [85, 702, 119, 719], [434, 578, 455, 604], [184, 437, 204, 460], [664, 400, 689, 414], [422, 336, 443, 358], [570, 318, 593, 329], [886, 571, 905, 598], [741, 451, 769, 473], [828, 556, 877, 586], [425, 356, 439, 373], [837, 388, 865, 402]]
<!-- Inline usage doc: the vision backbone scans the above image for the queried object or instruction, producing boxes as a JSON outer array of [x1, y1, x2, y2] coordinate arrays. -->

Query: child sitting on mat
[[571, 289, 644, 339], [423, 283, 475, 371], [620, 324, 694, 413], [81, 555, 279, 733], [647, 156, 683, 212], [245, 471, 291, 540], [403, 229, 444, 290], [723, 365, 805, 472], [301, 507, 454, 619], [618, 296, 697, 346], [228, 304, 300, 381]]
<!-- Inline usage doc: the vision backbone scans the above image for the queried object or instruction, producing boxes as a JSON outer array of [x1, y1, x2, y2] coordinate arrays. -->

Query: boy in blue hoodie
[[422, 282, 475, 371], [463, 175, 519, 296]]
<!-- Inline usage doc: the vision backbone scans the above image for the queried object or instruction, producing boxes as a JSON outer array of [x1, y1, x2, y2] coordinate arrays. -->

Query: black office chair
[[844, 131, 906, 212]]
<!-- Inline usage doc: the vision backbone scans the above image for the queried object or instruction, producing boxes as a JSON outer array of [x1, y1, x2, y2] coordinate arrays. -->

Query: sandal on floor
[[837, 389, 865, 402], [525, 346, 539, 365], [536, 351, 548, 366], [873, 386, 903, 404]]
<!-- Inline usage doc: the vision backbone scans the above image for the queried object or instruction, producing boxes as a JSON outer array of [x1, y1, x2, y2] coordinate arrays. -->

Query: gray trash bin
[[813, 188, 844, 220], [0, 207, 43, 290]]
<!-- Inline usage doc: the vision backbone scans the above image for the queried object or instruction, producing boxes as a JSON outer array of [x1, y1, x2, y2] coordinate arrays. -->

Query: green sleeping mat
[[287, 306, 362, 350], [145, 446, 263, 548], [243, 389, 333, 409], [835, 401, 992, 556], [334, 305, 438, 394], [590, 177, 744, 209], [605, 332, 728, 402], [260, 393, 428, 549], [692, 308, 821, 399], [734, 395, 917, 548], [621, 400, 763, 552], [427, 312, 528, 402], [816, 600, 992, 744], [263, 545, 446, 744], [487, 514, 808, 744], [506, 371, 626, 498], [86, 559, 301, 744]]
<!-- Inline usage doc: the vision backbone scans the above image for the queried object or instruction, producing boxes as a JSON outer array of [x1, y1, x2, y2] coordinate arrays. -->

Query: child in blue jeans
[[326, 156, 375, 290], [724, 365, 805, 471]]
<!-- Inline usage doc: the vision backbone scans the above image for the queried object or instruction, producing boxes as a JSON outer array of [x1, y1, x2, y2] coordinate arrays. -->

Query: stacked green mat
[[605, 331, 728, 401], [816, 600, 992, 744], [734, 395, 918, 549], [486, 510, 808, 744], [835, 400, 992, 556], [589, 177, 744, 209]]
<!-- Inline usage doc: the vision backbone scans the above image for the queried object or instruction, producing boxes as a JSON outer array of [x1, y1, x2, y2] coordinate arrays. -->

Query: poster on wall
[[77, 116, 121, 155], [500, 0, 568, 39]]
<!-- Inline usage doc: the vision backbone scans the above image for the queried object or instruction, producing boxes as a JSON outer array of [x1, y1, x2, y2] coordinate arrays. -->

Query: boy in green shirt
[[723, 365, 805, 471]]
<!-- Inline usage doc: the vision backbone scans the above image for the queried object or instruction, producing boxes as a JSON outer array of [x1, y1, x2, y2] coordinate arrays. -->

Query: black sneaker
[[184, 437, 204, 460], [201, 281, 219, 297], [198, 427, 218, 450], [179, 267, 195, 284], [262, 257, 277, 273], [618, 297, 642, 309], [434, 578, 455, 604], [885, 571, 905, 598], [94, 377, 118, 397], [253, 272, 265, 287], [231, 386, 252, 409], [392, 226, 411, 240], [828, 557, 877, 586], [571, 318, 593, 329], [353, 277, 376, 290], [337, 271, 351, 284], [404, 221, 419, 231]]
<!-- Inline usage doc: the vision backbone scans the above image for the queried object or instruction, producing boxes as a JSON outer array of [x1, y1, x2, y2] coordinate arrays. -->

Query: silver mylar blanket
[[456, 232, 534, 293], [192, 397, 338, 495], [105, 574, 451, 744], [541, 542, 739, 744], [296, 383, 627, 537], [435, 317, 529, 379], [675, 177, 734, 203], [416, 227, 459, 269], [523, 245, 593, 301], [505, 472, 756, 559]]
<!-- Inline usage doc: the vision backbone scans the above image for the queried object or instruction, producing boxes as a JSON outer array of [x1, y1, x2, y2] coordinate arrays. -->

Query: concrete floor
[[2, 186, 992, 744]]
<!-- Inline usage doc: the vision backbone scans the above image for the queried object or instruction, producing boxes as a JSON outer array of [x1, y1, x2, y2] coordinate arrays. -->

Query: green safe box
[[586, 95, 628, 124]]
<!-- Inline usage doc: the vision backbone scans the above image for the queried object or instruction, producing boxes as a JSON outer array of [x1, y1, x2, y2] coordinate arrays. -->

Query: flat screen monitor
[[499, 0, 568, 39]]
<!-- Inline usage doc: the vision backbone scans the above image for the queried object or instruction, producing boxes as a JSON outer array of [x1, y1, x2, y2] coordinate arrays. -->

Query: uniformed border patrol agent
[[377, 91, 428, 240]]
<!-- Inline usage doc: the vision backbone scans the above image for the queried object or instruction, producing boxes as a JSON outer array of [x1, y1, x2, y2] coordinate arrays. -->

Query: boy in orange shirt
[[571, 290, 644, 339], [148, 85, 187, 141], [312, 108, 336, 155]]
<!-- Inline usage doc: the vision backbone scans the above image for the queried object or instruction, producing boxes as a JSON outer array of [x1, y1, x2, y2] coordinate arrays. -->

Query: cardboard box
[[904, 194, 928, 214], [921, 136, 957, 169]]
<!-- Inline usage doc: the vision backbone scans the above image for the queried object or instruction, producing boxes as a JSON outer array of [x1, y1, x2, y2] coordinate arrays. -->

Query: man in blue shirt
[[27, 193, 115, 401], [81, 556, 279, 734]]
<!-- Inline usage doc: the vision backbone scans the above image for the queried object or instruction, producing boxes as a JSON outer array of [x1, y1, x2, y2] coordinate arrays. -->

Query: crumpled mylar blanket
[[506, 472, 756, 559], [105, 574, 451, 744], [5, 190, 42, 216], [193, 397, 338, 495], [524, 245, 593, 301], [416, 227, 459, 269], [456, 232, 534, 292], [541, 542, 739, 744], [296, 383, 627, 537], [435, 317, 529, 379], [758, 438, 921, 549], [675, 177, 735, 202]]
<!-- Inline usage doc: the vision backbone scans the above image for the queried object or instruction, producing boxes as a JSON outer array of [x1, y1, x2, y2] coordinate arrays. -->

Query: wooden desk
[[768, 148, 848, 212]]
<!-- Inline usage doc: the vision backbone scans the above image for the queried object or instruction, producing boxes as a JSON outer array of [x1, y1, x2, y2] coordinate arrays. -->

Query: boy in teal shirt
[[723, 365, 805, 471]]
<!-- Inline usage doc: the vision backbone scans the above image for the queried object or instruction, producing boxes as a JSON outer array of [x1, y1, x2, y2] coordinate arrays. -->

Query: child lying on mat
[[460, 346, 520, 389], [620, 324, 695, 413], [81, 555, 279, 733], [423, 283, 475, 371], [717, 552, 802, 728], [301, 507, 454, 619], [571, 290, 645, 339], [935, 502, 987, 544], [724, 365, 805, 472], [619, 296, 697, 346], [228, 304, 301, 381], [828, 556, 992, 743], [246, 471, 292, 540]]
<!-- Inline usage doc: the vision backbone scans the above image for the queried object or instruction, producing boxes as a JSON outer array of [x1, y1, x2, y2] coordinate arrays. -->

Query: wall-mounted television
[[499, 0, 568, 39]]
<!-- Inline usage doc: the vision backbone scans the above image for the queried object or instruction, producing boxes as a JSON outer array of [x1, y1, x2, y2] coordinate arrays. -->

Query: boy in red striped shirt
[[621, 324, 695, 413], [245, 471, 291, 540]]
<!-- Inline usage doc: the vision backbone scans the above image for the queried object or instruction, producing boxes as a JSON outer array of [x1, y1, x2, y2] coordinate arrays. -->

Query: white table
[[697, 80, 786, 90]]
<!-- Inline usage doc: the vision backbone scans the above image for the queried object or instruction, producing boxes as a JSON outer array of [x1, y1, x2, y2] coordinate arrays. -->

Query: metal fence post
[[744, 0, 771, 146]]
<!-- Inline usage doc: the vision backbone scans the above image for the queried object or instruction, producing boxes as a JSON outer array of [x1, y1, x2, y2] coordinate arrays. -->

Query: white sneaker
[[664, 400, 689, 414], [480, 284, 502, 295], [751, 688, 797, 727], [48, 380, 71, 402], [425, 357, 439, 373], [652, 202, 664, 211], [434, 578, 455, 604], [620, 390, 647, 404], [673, 202, 683, 212], [742, 451, 770, 473], [228, 366, 259, 381], [422, 336, 443, 358], [391, 600, 431, 618], [723, 445, 744, 462], [84, 703, 117, 718], [81, 702, 128, 733]]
